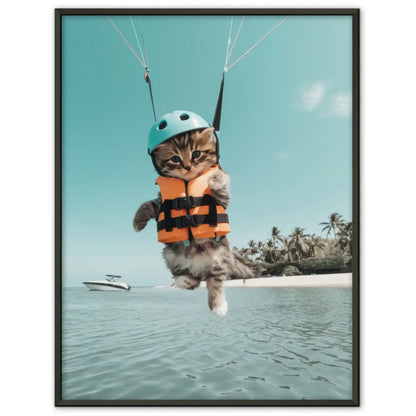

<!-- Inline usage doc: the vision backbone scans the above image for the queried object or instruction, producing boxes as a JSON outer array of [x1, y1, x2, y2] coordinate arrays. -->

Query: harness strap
[[144, 72, 157, 122], [213, 72, 225, 131], [157, 213, 229, 232], [164, 199, 173, 232], [202, 194, 218, 227]]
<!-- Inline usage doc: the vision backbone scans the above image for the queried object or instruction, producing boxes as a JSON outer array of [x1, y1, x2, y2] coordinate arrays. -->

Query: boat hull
[[82, 281, 131, 291]]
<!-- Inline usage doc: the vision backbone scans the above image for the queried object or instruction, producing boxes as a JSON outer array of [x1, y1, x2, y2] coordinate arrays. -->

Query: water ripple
[[62, 287, 353, 400]]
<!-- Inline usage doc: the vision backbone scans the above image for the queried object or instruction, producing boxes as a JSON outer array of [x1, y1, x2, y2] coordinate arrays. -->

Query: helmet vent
[[179, 113, 190, 121], [158, 120, 167, 130]]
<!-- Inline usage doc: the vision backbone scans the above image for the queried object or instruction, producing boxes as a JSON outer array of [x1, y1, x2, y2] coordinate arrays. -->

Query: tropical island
[[161, 212, 353, 289], [232, 212, 353, 279]]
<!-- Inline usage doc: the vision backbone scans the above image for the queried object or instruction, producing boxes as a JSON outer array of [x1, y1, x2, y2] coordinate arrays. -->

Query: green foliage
[[263, 255, 352, 276], [320, 212, 344, 239], [282, 265, 301, 276], [238, 226, 321, 262], [236, 214, 353, 276]]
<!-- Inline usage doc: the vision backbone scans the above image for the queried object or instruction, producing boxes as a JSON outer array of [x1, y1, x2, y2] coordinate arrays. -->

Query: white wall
[[1, 0, 415, 414]]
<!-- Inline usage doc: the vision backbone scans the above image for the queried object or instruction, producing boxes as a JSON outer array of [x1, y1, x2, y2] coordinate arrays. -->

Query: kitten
[[133, 127, 258, 317]]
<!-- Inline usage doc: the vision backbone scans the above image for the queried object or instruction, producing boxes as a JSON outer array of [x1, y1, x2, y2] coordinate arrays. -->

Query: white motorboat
[[83, 275, 131, 291]]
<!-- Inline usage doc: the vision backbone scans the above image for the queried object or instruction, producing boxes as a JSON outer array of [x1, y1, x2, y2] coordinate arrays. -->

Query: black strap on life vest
[[158, 194, 227, 232], [157, 213, 229, 232]]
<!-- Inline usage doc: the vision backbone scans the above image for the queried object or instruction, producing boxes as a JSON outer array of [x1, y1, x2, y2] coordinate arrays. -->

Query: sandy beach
[[154, 273, 353, 289], [199, 273, 352, 288]]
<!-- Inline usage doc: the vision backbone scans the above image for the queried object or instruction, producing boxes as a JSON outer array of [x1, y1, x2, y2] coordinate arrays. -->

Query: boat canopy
[[105, 274, 122, 281]]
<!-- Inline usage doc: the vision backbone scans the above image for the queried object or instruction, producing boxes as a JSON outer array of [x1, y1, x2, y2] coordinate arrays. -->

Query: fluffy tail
[[230, 252, 262, 279]]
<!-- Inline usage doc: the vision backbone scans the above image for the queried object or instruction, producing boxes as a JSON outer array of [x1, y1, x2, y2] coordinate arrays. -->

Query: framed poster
[[55, 8, 359, 406]]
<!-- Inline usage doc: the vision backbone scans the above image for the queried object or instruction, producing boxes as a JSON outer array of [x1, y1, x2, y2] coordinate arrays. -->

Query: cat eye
[[192, 151, 201, 159], [170, 156, 181, 163]]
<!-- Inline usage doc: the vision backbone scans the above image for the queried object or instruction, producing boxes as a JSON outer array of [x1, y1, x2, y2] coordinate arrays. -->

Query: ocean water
[[61, 286, 352, 401]]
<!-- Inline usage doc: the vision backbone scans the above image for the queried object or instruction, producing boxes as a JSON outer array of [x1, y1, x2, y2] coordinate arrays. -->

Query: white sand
[[199, 273, 352, 288]]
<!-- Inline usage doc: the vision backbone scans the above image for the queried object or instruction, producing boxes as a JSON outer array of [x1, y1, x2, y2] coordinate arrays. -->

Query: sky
[[61, 14, 353, 287]]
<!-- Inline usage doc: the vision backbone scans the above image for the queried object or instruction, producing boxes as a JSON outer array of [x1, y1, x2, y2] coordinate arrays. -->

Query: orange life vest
[[155, 166, 230, 243]]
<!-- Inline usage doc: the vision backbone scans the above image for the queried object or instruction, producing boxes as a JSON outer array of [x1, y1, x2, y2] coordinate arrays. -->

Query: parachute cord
[[225, 16, 245, 68], [136, 19, 154, 118], [107, 16, 146, 69], [143, 45, 149, 69], [227, 16, 288, 71], [224, 17, 233, 70], [130, 17, 147, 69], [146, 74, 157, 122], [137, 17, 150, 68], [109, 16, 156, 121]]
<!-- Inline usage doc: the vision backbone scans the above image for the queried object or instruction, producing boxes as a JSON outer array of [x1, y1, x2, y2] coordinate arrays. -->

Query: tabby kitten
[[133, 127, 258, 317]]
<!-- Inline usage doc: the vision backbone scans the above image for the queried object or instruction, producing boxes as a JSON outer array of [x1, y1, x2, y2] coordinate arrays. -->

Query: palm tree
[[337, 222, 353, 255], [288, 227, 309, 260], [256, 241, 265, 262], [239, 247, 251, 259], [320, 213, 345, 241], [270, 227, 284, 248], [306, 234, 327, 257], [262, 246, 281, 263], [247, 240, 258, 261], [279, 237, 291, 261], [260, 239, 281, 263]]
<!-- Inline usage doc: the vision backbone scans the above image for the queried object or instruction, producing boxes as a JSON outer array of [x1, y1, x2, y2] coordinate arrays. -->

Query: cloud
[[301, 82, 325, 111], [323, 91, 352, 118], [298, 82, 352, 118]]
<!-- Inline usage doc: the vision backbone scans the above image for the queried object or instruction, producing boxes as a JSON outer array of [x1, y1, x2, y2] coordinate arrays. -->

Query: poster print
[[56, 9, 359, 406]]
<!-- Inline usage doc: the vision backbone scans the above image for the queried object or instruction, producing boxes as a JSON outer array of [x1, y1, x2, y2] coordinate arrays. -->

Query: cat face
[[152, 127, 217, 180]]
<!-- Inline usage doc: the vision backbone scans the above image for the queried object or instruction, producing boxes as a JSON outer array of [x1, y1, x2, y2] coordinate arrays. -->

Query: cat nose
[[184, 165, 192, 171]]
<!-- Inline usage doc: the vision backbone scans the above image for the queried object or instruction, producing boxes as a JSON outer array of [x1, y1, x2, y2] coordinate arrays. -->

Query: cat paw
[[133, 201, 157, 231], [207, 171, 229, 191], [133, 217, 148, 231], [174, 275, 200, 290], [211, 300, 228, 317]]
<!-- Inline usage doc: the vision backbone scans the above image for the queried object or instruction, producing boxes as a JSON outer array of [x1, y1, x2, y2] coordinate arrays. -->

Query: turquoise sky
[[62, 14, 352, 287]]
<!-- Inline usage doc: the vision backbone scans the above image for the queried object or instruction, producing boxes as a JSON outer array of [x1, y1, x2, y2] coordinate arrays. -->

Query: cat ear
[[200, 127, 216, 143]]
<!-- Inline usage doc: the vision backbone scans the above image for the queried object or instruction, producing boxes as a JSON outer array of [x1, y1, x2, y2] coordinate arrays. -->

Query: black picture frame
[[55, 8, 359, 407]]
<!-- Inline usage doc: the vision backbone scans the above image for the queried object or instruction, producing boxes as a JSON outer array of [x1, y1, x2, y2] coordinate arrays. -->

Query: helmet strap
[[150, 152, 165, 176], [214, 130, 220, 164]]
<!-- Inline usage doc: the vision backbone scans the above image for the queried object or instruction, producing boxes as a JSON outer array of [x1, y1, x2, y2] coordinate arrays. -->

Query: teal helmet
[[148, 110, 211, 154]]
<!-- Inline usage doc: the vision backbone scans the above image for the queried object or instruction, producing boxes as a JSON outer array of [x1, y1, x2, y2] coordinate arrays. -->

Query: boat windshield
[[105, 274, 122, 282]]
